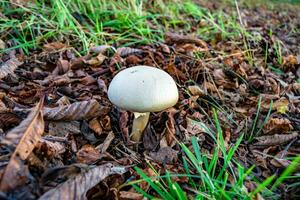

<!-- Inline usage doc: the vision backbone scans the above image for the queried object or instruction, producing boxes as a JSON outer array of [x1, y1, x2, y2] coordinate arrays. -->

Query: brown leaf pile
[[0, 2, 300, 199]]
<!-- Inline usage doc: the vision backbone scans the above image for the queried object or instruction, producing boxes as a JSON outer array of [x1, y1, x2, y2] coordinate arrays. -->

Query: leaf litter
[[0, 1, 300, 200]]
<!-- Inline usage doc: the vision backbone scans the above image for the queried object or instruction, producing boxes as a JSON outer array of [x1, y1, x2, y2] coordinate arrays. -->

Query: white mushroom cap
[[108, 65, 178, 113]]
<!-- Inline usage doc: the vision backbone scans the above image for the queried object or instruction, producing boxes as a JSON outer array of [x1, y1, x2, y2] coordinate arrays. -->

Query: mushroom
[[108, 65, 178, 142]]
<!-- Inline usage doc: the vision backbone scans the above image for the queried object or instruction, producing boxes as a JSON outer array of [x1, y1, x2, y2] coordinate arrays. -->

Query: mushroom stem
[[131, 112, 150, 142]]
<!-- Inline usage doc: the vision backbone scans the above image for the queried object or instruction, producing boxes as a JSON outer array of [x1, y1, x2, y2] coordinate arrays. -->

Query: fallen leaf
[[76, 144, 101, 164], [149, 147, 178, 164], [188, 85, 206, 97], [52, 59, 70, 75], [43, 42, 68, 51], [0, 111, 21, 129], [0, 57, 23, 79], [253, 132, 298, 146], [165, 109, 177, 146], [292, 82, 300, 95], [43, 99, 109, 121], [0, 39, 5, 50], [38, 164, 126, 200], [165, 64, 187, 82], [116, 47, 143, 57], [0, 98, 44, 192], [119, 191, 143, 200], [186, 118, 210, 135], [263, 118, 293, 135], [48, 121, 81, 136], [119, 111, 129, 141], [97, 78, 108, 94], [86, 53, 106, 66], [165, 32, 208, 49], [89, 45, 115, 54], [35, 138, 65, 159], [80, 75, 97, 85], [143, 123, 159, 151], [96, 132, 115, 153], [89, 118, 103, 135]]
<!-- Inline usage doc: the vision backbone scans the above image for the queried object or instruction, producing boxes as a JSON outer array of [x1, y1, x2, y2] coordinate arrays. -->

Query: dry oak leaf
[[165, 32, 208, 49], [0, 98, 44, 192], [263, 118, 293, 135], [76, 144, 101, 164], [0, 57, 23, 79], [253, 132, 298, 146], [38, 164, 126, 200], [43, 99, 108, 121]]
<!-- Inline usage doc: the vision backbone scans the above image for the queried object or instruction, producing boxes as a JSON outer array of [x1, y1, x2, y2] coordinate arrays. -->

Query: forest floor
[[0, 0, 300, 199]]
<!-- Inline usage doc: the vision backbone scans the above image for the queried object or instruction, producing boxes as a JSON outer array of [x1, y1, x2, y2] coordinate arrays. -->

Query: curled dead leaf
[[253, 132, 298, 146], [35, 138, 66, 159], [89, 45, 115, 54], [44, 99, 109, 121], [188, 85, 206, 97], [89, 118, 103, 135], [264, 118, 293, 135], [76, 145, 101, 164], [0, 98, 44, 192], [0, 57, 23, 80], [52, 59, 70, 75], [116, 47, 143, 57], [38, 164, 126, 200], [165, 32, 208, 49]]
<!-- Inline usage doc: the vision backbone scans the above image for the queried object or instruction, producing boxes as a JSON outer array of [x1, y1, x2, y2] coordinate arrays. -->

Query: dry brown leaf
[[119, 191, 143, 200], [0, 39, 5, 50], [262, 97, 289, 113], [44, 99, 108, 121], [38, 164, 126, 200], [254, 132, 298, 146], [43, 42, 68, 51], [76, 145, 101, 164], [89, 45, 115, 54], [0, 111, 21, 129], [119, 111, 129, 141], [96, 132, 115, 153], [89, 118, 103, 135], [52, 59, 70, 75], [165, 64, 187, 81], [86, 53, 106, 66], [188, 85, 206, 97], [116, 47, 142, 57], [292, 83, 300, 95], [149, 147, 178, 164], [165, 32, 208, 49], [97, 78, 108, 94], [165, 109, 177, 146], [35, 138, 65, 159], [0, 98, 44, 192], [263, 118, 293, 135], [80, 75, 97, 85], [0, 57, 23, 79], [49, 121, 81, 136], [186, 117, 209, 135]]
